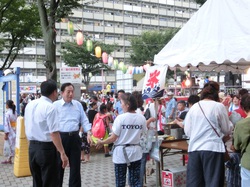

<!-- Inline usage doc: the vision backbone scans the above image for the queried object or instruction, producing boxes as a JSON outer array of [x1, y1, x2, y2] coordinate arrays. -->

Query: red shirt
[[229, 106, 247, 118]]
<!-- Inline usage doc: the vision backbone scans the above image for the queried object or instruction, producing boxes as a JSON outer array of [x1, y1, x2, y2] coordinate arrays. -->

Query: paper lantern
[[113, 59, 118, 69], [128, 66, 133, 74], [95, 46, 102, 58], [61, 18, 67, 23], [76, 31, 84, 46], [89, 72, 92, 78], [135, 67, 139, 74], [67, 21, 74, 35], [132, 67, 137, 74], [122, 65, 127, 74], [86, 40, 93, 52], [185, 79, 191, 87], [108, 56, 113, 67], [102, 52, 108, 64], [118, 62, 124, 70], [139, 66, 144, 73]]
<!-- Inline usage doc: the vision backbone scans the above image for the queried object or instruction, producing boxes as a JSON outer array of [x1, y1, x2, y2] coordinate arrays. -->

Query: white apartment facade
[[9, 0, 199, 87]]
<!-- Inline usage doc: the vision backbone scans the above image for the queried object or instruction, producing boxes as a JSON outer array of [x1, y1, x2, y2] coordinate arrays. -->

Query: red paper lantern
[[95, 46, 102, 58], [102, 52, 108, 64], [76, 31, 84, 46]]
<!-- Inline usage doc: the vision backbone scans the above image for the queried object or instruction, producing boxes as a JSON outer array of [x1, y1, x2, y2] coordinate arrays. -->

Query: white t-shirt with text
[[112, 112, 147, 164]]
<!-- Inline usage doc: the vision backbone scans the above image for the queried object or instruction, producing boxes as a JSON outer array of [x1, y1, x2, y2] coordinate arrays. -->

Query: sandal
[[1, 160, 12, 164], [81, 160, 90, 163]]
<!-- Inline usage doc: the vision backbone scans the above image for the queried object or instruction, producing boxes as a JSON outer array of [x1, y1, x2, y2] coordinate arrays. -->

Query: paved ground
[[0, 149, 183, 187]]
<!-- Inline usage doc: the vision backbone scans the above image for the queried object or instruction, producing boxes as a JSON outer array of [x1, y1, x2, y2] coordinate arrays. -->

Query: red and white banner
[[142, 65, 168, 99]]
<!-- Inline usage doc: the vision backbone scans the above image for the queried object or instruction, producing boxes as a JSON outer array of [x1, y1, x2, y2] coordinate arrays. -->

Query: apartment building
[[11, 0, 199, 86]]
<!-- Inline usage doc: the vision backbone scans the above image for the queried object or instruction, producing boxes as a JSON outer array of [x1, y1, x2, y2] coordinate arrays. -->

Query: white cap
[[167, 91, 174, 96]]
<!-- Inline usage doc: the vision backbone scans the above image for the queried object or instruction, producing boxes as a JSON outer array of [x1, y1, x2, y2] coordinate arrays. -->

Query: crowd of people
[[1, 79, 250, 187]]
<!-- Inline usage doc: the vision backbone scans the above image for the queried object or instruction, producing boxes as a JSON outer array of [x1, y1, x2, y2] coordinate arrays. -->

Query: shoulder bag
[[144, 103, 151, 120]]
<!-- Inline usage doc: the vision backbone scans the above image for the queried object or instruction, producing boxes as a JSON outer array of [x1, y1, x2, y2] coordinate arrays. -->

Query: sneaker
[[1, 160, 12, 164], [105, 153, 111, 157]]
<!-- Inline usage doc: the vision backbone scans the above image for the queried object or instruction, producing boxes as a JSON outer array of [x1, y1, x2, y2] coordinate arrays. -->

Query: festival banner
[[20, 86, 37, 93], [142, 65, 168, 99]]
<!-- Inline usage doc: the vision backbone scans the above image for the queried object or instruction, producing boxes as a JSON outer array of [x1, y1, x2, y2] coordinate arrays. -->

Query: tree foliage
[[37, 0, 83, 81], [129, 29, 179, 66], [60, 40, 117, 91], [0, 0, 41, 70], [129, 29, 180, 80], [195, 0, 206, 5]]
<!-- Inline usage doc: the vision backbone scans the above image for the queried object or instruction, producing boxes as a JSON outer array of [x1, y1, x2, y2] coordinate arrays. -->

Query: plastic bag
[[140, 129, 155, 153], [3, 140, 10, 157], [161, 115, 167, 125], [150, 139, 162, 162]]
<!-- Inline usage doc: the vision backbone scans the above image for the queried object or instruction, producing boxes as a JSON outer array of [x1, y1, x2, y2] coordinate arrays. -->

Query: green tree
[[0, 0, 41, 70], [129, 29, 179, 66], [195, 0, 206, 5], [129, 29, 179, 79], [37, 0, 83, 81], [60, 40, 116, 91]]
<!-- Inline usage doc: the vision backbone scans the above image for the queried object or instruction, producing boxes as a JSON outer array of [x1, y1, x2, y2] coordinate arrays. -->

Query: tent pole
[[174, 67, 177, 95]]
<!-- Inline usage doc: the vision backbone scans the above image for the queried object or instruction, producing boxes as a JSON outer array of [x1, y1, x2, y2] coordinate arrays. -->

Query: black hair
[[41, 79, 57, 97], [91, 95, 98, 101], [106, 102, 113, 112], [232, 95, 240, 100], [89, 102, 97, 107], [187, 95, 200, 106], [120, 93, 137, 111], [60, 82, 74, 92], [100, 103, 107, 114], [238, 88, 248, 99], [117, 89, 125, 94], [200, 81, 219, 102], [241, 93, 250, 113], [132, 91, 144, 108], [80, 101, 87, 112], [6, 100, 16, 115], [177, 100, 186, 106]]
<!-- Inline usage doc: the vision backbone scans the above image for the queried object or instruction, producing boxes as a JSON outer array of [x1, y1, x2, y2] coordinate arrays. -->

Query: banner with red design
[[142, 65, 168, 99]]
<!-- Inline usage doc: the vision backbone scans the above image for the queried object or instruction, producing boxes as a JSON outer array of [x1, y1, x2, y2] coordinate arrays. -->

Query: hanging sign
[[142, 65, 168, 99], [60, 67, 81, 84]]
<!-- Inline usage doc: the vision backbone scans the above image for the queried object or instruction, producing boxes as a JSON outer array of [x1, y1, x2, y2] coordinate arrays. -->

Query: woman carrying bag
[[184, 81, 232, 187]]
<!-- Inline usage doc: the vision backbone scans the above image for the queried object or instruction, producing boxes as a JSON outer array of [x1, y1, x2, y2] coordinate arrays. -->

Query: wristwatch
[[87, 131, 92, 136]]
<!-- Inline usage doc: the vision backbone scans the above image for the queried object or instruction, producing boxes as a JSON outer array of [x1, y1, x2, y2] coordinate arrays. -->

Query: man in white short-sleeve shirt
[[25, 80, 68, 187]]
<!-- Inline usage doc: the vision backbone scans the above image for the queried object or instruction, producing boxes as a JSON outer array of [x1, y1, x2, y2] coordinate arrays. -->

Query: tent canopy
[[154, 0, 250, 73]]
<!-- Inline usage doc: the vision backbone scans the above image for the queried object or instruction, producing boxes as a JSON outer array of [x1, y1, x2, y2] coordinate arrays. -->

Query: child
[[225, 145, 241, 187]]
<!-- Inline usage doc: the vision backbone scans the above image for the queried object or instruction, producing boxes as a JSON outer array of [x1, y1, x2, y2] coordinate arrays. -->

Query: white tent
[[154, 0, 250, 73]]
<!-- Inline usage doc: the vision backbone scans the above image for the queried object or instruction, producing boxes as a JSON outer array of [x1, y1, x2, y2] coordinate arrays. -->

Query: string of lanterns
[[70, 22, 150, 75]]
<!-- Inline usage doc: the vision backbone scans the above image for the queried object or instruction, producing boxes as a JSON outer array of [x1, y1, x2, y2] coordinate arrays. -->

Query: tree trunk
[[37, 0, 57, 82], [44, 27, 57, 81], [82, 72, 90, 93]]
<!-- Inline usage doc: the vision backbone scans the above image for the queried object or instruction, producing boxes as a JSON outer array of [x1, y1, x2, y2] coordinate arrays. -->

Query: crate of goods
[[162, 166, 186, 187]]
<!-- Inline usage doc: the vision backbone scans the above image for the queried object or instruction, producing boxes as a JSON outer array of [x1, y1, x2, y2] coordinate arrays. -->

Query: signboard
[[142, 65, 168, 99], [60, 67, 81, 84], [20, 86, 37, 93]]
